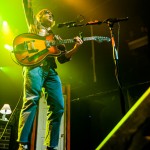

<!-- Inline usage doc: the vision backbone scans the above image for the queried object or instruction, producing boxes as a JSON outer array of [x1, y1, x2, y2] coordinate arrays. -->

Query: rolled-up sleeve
[[23, 0, 34, 26]]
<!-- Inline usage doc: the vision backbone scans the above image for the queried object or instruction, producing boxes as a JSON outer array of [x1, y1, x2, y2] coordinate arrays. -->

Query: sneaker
[[18, 143, 28, 150], [46, 147, 57, 150]]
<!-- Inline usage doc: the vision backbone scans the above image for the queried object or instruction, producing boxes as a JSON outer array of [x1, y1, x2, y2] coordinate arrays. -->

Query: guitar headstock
[[94, 36, 111, 43]]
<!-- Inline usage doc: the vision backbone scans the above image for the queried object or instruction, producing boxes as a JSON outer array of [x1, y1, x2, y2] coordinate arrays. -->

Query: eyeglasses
[[44, 10, 53, 16], [42, 10, 54, 20]]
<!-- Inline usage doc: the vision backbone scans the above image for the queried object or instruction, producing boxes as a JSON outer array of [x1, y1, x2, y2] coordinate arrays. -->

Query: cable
[[117, 22, 120, 52], [0, 90, 23, 140]]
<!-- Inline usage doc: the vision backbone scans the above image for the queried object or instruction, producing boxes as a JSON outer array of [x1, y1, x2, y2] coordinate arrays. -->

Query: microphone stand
[[84, 19, 127, 115], [62, 19, 127, 115], [107, 21, 126, 116]]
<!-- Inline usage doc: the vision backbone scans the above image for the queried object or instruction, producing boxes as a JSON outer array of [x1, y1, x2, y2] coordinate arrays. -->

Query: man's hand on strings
[[74, 36, 83, 48]]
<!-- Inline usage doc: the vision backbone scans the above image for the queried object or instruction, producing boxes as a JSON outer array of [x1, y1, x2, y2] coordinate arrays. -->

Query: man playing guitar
[[17, 0, 83, 150]]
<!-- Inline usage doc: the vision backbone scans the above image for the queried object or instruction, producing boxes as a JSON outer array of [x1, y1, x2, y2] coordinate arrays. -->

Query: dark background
[[0, 0, 150, 149]]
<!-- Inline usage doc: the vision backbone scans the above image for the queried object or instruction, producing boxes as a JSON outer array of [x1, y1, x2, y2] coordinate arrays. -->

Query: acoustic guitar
[[12, 33, 110, 66]]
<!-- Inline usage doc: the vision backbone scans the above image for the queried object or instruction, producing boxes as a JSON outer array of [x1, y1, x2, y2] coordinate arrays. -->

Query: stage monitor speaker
[[96, 87, 150, 150]]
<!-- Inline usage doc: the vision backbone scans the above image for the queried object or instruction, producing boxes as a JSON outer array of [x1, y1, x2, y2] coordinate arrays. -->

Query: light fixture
[[0, 104, 12, 121]]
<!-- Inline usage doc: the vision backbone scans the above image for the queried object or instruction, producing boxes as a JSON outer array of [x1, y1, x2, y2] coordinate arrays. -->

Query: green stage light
[[2, 21, 10, 34], [3, 21, 8, 26], [4, 44, 13, 52]]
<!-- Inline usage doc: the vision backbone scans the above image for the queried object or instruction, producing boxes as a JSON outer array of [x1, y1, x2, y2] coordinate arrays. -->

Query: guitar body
[[13, 33, 61, 66], [12, 32, 110, 66]]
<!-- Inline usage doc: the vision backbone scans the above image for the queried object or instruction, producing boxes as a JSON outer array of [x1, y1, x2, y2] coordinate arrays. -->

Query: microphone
[[103, 17, 129, 23], [86, 20, 102, 25], [57, 21, 76, 28]]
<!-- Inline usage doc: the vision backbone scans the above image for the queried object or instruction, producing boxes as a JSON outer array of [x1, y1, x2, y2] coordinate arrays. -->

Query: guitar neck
[[47, 36, 110, 47], [50, 36, 99, 45]]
